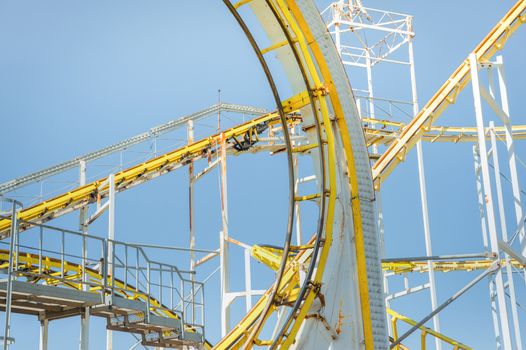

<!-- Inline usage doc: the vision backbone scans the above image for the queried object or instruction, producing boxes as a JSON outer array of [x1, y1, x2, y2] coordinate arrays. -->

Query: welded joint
[[311, 84, 330, 98], [305, 313, 338, 340]]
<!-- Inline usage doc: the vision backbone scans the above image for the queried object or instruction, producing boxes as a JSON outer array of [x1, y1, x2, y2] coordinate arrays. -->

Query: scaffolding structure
[[0, 0, 525, 349], [323, 2, 443, 348]]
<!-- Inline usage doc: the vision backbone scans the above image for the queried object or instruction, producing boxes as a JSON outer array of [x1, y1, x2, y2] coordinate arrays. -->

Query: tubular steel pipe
[[222, 1, 297, 347], [260, 1, 331, 348], [382, 253, 493, 263], [390, 262, 499, 349]]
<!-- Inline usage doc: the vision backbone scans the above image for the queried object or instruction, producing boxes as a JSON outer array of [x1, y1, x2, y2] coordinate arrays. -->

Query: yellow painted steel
[[372, 0, 526, 188], [237, 0, 339, 347], [294, 193, 321, 201], [212, 244, 309, 349], [251, 245, 296, 271], [233, 0, 253, 9], [4, 2, 522, 348], [0, 249, 210, 348], [281, 1, 376, 349], [383, 259, 524, 274], [249, 1, 352, 348], [0, 93, 310, 237], [261, 40, 290, 55], [363, 119, 526, 147], [387, 309, 472, 350], [248, 246, 476, 350], [251, 245, 525, 274]]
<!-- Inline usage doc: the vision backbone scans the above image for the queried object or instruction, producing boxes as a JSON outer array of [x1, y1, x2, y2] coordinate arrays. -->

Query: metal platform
[[0, 280, 203, 348]]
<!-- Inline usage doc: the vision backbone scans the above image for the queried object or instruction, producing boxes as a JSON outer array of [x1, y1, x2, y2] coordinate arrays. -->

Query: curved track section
[[1, 2, 387, 348], [218, 1, 386, 348]]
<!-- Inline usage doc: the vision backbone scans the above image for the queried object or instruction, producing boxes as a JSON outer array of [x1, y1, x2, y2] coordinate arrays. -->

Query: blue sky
[[0, 1, 525, 349]]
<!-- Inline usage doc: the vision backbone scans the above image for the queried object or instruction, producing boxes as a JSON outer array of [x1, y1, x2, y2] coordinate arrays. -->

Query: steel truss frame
[[324, 1, 443, 348], [470, 54, 525, 350]]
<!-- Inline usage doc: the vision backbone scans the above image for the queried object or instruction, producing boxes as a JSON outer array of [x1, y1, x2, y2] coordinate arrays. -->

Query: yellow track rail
[[251, 245, 526, 274], [0, 93, 310, 237], [5, 1, 521, 348], [0, 249, 209, 347], [388, 309, 471, 350], [383, 259, 524, 274], [363, 119, 526, 146], [372, 0, 526, 188], [248, 245, 474, 350], [281, 1, 376, 348]]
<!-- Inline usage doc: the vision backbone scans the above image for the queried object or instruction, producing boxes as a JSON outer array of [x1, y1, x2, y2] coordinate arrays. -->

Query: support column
[[79, 161, 89, 350], [366, 42, 395, 340], [219, 133, 230, 337], [469, 53, 512, 350], [489, 122, 523, 350], [187, 120, 196, 324], [79, 308, 89, 350], [334, 1, 342, 54], [473, 145, 501, 349], [39, 319, 49, 350], [408, 38, 441, 350], [106, 173, 115, 350], [495, 56, 526, 257], [244, 248, 253, 311], [4, 199, 20, 350]]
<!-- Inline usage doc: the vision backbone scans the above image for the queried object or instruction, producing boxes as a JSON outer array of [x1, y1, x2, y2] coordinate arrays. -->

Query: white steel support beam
[[106, 173, 115, 350], [188, 120, 195, 271], [79, 308, 89, 350], [219, 133, 231, 337], [244, 248, 253, 311], [469, 53, 513, 350], [78, 160, 90, 350], [473, 145, 502, 350], [188, 120, 196, 325], [39, 319, 48, 350], [365, 50, 375, 122], [334, 1, 342, 53], [292, 126, 303, 248], [409, 37, 442, 350], [490, 123, 523, 350], [495, 56, 526, 258]]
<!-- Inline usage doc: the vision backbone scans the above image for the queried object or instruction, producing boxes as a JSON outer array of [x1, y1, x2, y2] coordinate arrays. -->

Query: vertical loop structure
[[216, 0, 387, 349]]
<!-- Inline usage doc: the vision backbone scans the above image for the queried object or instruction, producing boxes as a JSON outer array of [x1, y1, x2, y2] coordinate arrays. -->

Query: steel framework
[[0, 1, 525, 349]]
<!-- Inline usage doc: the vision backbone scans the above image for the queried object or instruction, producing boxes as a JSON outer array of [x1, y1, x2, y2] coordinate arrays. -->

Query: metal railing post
[[135, 248, 139, 292], [159, 264, 163, 307], [180, 279, 185, 340], [146, 261, 151, 324], [111, 242, 115, 302], [170, 267, 174, 310], [102, 239, 108, 299], [39, 226, 43, 274], [3, 199, 22, 350], [61, 230, 65, 279], [124, 245, 128, 290]]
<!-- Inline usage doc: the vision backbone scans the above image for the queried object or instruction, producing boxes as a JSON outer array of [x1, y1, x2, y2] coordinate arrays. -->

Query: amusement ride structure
[[0, 0, 525, 349]]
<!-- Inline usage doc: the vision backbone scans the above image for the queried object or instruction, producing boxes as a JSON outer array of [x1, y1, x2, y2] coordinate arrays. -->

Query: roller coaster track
[[371, 0, 526, 187], [3, 0, 387, 347], [248, 244, 476, 349], [364, 118, 526, 147], [1, 1, 525, 349], [382, 259, 524, 274], [0, 93, 308, 237], [0, 248, 210, 349], [0, 103, 268, 195]]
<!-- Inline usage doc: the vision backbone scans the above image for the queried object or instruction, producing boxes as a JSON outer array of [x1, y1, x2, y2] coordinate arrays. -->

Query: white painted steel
[[469, 53, 513, 350]]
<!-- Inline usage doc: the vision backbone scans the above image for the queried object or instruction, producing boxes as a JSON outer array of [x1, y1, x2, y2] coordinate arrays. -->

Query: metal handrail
[[0, 218, 205, 337], [388, 309, 472, 350]]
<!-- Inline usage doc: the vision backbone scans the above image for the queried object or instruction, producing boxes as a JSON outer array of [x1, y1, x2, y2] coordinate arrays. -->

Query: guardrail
[[0, 207, 204, 340], [388, 309, 471, 350]]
